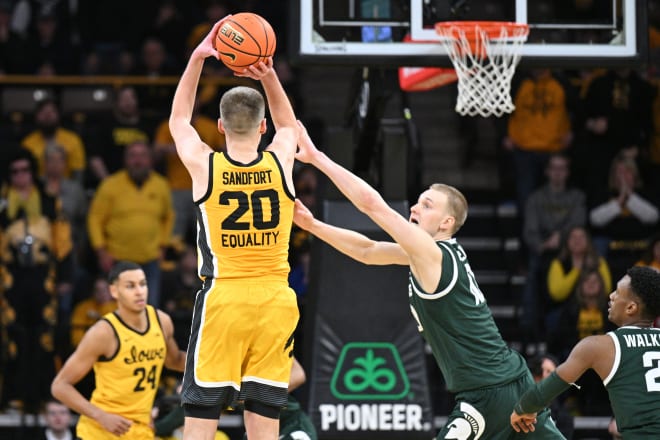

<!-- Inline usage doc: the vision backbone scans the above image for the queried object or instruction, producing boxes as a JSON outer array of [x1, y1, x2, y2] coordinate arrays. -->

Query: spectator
[[41, 144, 87, 245], [159, 244, 198, 348], [579, 68, 654, 198], [77, 0, 153, 72], [41, 143, 88, 331], [589, 153, 659, 278], [69, 276, 115, 348], [635, 233, 660, 271], [645, 77, 660, 194], [527, 354, 574, 439], [134, 36, 179, 78], [546, 225, 612, 309], [81, 45, 134, 76], [133, 36, 180, 117], [42, 399, 74, 440], [21, 8, 80, 75], [149, 0, 188, 64], [519, 154, 586, 346], [87, 141, 174, 308], [41, 144, 88, 275], [0, 0, 29, 74], [21, 98, 86, 183], [549, 269, 614, 359], [153, 97, 225, 240], [87, 86, 155, 187], [503, 69, 574, 215], [0, 150, 73, 414]]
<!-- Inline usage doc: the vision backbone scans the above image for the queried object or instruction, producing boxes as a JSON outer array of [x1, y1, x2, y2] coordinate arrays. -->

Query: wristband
[[515, 371, 571, 414]]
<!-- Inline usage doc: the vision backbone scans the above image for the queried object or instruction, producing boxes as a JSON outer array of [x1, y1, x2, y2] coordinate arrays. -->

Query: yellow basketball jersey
[[86, 305, 166, 425], [195, 151, 294, 281]]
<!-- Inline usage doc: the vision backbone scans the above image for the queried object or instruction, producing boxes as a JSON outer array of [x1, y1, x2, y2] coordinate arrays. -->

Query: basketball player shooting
[[169, 16, 300, 440]]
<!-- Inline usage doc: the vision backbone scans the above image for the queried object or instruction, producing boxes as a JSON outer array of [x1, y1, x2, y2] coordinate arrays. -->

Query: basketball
[[215, 13, 276, 73]]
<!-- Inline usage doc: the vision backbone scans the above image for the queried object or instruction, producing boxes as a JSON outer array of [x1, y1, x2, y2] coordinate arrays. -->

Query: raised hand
[[295, 120, 319, 164], [233, 57, 273, 79], [193, 17, 231, 60], [293, 199, 315, 230]]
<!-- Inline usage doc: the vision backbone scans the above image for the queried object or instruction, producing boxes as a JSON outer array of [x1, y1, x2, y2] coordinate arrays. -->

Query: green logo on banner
[[330, 342, 410, 400]]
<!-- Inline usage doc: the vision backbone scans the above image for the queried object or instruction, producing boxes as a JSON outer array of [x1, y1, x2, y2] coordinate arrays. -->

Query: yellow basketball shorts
[[181, 279, 299, 409], [76, 415, 154, 440]]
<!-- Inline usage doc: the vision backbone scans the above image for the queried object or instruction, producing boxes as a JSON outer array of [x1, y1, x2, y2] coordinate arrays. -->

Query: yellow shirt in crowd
[[87, 170, 174, 263], [22, 128, 86, 178]]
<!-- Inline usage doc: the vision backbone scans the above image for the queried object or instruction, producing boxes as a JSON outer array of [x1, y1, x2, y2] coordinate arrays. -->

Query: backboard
[[290, 0, 647, 67]]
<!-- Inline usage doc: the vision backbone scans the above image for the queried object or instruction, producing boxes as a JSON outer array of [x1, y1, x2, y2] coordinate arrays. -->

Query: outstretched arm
[[296, 122, 440, 283], [511, 334, 611, 433], [294, 199, 408, 266]]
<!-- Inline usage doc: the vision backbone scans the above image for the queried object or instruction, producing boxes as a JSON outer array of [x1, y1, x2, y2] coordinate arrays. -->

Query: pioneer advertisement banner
[[305, 201, 433, 439]]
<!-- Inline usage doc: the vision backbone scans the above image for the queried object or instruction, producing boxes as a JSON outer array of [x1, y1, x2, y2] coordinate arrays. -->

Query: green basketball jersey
[[279, 395, 318, 440], [605, 327, 660, 438], [408, 239, 528, 393]]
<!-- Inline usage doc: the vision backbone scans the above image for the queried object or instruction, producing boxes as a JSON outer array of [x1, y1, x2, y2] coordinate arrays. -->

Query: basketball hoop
[[435, 21, 529, 117]]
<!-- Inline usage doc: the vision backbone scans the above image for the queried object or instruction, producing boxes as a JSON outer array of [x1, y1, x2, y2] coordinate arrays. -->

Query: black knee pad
[[244, 400, 280, 419], [183, 403, 222, 420]]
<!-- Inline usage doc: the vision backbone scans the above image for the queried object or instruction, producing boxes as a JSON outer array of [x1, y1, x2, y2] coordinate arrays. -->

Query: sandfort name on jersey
[[623, 332, 660, 348], [319, 403, 424, 431], [222, 170, 273, 185]]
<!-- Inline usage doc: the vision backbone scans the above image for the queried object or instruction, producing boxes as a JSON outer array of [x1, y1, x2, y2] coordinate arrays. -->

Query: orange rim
[[435, 21, 529, 56], [435, 21, 529, 40]]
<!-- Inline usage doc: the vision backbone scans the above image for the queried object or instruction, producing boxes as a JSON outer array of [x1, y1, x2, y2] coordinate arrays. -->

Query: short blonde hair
[[219, 86, 265, 134], [430, 183, 468, 234]]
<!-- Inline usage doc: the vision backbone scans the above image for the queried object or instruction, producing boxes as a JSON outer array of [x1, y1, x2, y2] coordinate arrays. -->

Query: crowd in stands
[[1, 0, 660, 437], [504, 59, 660, 419]]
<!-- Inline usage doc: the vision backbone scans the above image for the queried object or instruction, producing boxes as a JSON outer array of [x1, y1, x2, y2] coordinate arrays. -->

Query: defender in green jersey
[[512, 266, 660, 439], [294, 123, 564, 439]]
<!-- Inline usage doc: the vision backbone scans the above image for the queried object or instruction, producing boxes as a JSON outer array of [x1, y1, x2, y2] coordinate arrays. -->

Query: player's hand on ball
[[194, 16, 232, 60], [233, 57, 273, 79]]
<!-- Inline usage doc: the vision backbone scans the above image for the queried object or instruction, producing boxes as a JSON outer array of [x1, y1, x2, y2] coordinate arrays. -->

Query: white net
[[436, 22, 529, 117]]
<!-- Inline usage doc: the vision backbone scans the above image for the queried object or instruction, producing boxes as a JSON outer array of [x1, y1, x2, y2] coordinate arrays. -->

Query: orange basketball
[[215, 13, 276, 73]]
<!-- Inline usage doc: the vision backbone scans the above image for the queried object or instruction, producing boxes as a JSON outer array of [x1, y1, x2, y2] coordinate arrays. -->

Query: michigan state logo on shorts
[[442, 402, 485, 440]]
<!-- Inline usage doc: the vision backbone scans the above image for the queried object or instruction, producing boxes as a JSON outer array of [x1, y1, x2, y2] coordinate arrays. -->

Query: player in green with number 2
[[51, 261, 186, 439], [293, 121, 564, 439], [512, 266, 660, 438]]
